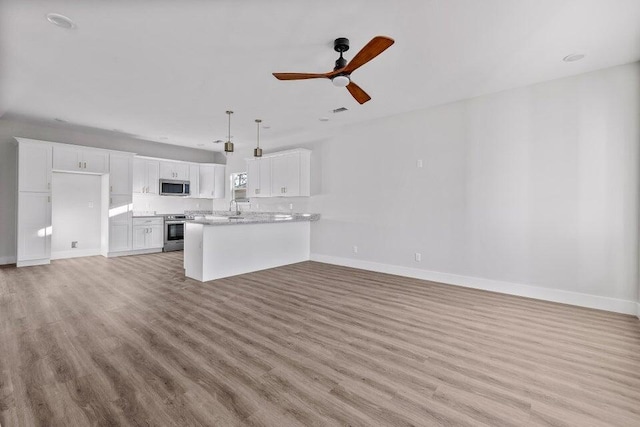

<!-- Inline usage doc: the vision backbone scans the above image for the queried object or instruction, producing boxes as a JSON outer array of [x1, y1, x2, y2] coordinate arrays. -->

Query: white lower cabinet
[[109, 222, 132, 252], [17, 192, 51, 265], [132, 218, 164, 250], [108, 195, 132, 253]]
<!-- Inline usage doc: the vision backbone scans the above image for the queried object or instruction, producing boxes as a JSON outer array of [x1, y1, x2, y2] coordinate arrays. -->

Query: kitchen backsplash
[[133, 195, 214, 215]]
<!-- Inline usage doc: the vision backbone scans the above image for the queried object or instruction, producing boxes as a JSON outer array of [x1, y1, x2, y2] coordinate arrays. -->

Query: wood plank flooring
[[1, 252, 639, 426]]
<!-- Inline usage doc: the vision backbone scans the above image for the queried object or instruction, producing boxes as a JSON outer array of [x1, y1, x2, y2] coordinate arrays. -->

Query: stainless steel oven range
[[163, 214, 194, 252]]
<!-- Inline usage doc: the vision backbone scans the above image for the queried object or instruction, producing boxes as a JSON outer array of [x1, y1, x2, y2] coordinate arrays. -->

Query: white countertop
[[190, 212, 320, 226]]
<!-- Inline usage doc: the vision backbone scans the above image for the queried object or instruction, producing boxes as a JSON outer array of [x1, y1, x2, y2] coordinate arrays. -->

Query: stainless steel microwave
[[159, 179, 190, 196]]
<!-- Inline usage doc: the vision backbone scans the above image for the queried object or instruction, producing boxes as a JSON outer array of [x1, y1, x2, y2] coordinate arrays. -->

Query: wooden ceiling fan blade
[[346, 81, 371, 104], [272, 72, 329, 80], [342, 36, 394, 74]]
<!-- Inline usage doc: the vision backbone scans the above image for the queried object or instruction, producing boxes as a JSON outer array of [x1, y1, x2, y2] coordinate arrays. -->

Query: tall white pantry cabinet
[[17, 139, 52, 267]]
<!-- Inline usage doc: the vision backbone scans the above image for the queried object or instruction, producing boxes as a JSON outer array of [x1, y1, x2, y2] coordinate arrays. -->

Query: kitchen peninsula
[[184, 212, 319, 281]]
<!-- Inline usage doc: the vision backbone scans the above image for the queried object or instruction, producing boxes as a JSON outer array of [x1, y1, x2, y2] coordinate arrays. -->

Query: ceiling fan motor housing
[[334, 37, 350, 53], [333, 38, 350, 71]]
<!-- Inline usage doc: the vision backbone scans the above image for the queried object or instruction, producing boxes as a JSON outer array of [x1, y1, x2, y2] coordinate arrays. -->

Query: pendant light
[[254, 119, 263, 157], [224, 110, 234, 154]]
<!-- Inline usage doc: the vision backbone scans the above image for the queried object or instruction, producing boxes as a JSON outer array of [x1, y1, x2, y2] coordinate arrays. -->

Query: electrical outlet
[[87, 202, 94, 208], [196, 203, 200, 208], [414, 252, 421, 262], [353, 245, 358, 254], [417, 159, 423, 168], [72, 241, 78, 249], [289, 203, 294, 210]]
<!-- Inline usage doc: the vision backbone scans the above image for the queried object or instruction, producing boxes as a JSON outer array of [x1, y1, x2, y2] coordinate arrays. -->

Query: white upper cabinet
[[53, 145, 109, 174], [109, 153, 133, 195], [160, 161, 189, 180], [189, 164, 200, 198], [214, 164, 225, 199], [247, 149, 310, 198], [198, 164, 225, 199], [247, 157, 271, 198], [18, 139, 52, 193], [83, 150, 109, 174], [133, 158, 160, 194]]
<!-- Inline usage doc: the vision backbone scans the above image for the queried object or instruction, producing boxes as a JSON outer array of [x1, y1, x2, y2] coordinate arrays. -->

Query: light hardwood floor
[[1, 252, 639, 426]]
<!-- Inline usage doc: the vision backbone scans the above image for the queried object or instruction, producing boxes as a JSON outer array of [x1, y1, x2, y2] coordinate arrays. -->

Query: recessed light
[[197, 143, 205, 147], [53, 118, 67, 123], [563, 53, 585, 62], [332, 107, 348, 113], [46, 13, 76, 29], [212, 139, 223, 144], [319, 117, 329, 122]]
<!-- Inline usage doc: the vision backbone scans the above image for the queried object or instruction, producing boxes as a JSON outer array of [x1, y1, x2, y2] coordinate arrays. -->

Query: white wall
[[306, 62, 640, 313], [51, 172, 103, 258], [0, 116, 221, 263]]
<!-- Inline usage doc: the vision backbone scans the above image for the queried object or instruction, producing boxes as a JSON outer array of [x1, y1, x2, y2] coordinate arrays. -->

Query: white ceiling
[[1, 0, 639, 151]]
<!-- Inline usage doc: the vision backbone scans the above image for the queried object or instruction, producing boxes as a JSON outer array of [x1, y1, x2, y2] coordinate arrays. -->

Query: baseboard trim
[[16, 258, 50, 268], [310, 254, 638, 316], [0, 255, 16, 265], [51, 249, 102, 260], [108, 248, 163, 258]]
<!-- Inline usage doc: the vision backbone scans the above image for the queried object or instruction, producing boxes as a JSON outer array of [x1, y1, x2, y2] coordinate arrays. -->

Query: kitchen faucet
[[229, 199, 240, 215]]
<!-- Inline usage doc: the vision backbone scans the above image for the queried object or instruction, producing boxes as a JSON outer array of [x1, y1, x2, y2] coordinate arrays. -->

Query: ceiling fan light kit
[[272, 35, 395, 104]]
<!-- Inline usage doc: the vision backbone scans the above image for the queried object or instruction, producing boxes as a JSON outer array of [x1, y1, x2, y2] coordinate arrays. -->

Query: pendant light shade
[[224, 110, 234, 154], [254, 119, 262, 157]]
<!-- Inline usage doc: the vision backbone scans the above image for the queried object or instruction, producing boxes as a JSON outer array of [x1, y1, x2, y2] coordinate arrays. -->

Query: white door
[[199, 165, 215, 198], [83, 150, 109, 174], [246, 159, 260, 197], [258, 158, 271, 198], [189, 164, 200, 198], [271, 153, 300, 196], [132, 158, 147, 194], [109, 223, 131, 252], [174, 163, 189, 181], [149, 224, 164, 248], [110, 154, 132, 195], [19, 141, 52, 192], [109, 194, 132, 253], [159, 161, 174, 179], [53, 146, 81, 172], [147, 161, 160, 194], [17, 192, 51, 261], [213, 165, 226, 199], [132, 226, 147, 250]]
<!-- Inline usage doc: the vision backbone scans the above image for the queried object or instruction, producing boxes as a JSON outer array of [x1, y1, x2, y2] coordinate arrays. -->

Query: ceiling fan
[[272, 36, 395, 105]]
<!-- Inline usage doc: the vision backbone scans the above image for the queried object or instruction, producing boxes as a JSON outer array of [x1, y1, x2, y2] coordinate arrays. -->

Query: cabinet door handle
[[84, 162, 87, 169], [47, 183, 51, 190], [78, 161, 82, 168], [47, 196, 50, 203], [110, 185, 113, 192]]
